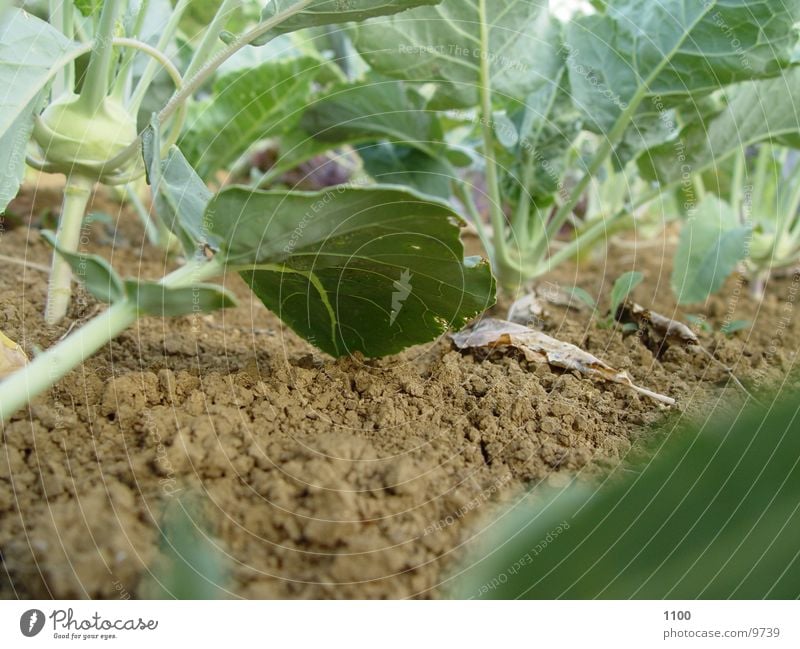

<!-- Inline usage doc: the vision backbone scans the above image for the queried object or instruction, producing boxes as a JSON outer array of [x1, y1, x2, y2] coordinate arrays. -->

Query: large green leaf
[[300, 78, 440, 155], [260, 0, 442, 37], [0, 8, 77, 134], [565, 0, 800, 132], [455, 388, 800, 599], [143, 121, 216, 255], [641, 68, 800, 184], [126, 280, 237, 317], [0, 8, 78, 210], [671, 195, 750, 305], [178, 57, 320, 179], [206, 185, 495, 357], [352, 0, 559, 110]]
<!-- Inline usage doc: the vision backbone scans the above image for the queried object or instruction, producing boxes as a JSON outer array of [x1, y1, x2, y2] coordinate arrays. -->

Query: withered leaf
[[0, 329, 27, 379], [616, 300, 757, 403], [451, 318, 675, 406], [616, 301, 699, 346]]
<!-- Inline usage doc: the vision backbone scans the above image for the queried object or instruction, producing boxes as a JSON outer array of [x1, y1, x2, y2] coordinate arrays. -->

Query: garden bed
[[1, 185, 796, 599]]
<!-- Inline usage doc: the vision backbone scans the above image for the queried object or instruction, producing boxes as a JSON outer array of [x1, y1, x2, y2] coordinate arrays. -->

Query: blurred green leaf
[[565, 0, 799, 133], [609, 270, 642, 316], [456, 388, 800, 598], [721, 320, 751, 336], [258, 0, 441, 39], [357, 142, 452, 198], [179, 57, 321, 179], [73, 0, 101, 17], [353, 0, 558, 110], [672, 196, 750, 305], [300, 78, 440, 155]]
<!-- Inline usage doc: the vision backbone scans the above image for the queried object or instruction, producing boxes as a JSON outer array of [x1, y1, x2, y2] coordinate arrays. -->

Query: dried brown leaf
[[0, 330, 27, 379], [617, 301, 699, 346], [451, 318, 675, 405]]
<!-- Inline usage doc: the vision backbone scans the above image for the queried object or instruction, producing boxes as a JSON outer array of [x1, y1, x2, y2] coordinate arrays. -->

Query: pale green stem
[[731, 148, 745, 219], [477, 0, 514, 287], [158, 0, 315, 126], [751, 144, 773, 216], [532, 184, 667, 277], [45, 176, 93, 325], [77, 0, 122, 112], [124, 184, 180, 252], [692, 174, 706, 202], [453, 180, 493, 261], [0, 258, 224, 423], [779, 168, 800, 251], [183, 0, 243, 81], [112, 0, 151, 100], [128, 0, 190, 113], [49, 0, 75, 95], [63, 1, 75, 89]]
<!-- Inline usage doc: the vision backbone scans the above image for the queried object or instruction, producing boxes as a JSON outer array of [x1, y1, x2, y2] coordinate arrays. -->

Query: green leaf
[[41, 231, 125, 304], [179, 57, 320, 179], [0, 8, 78, 210], [73, 0, 102, 17], [609, 270, 642, 316], [0, 92, 44, 213], [125, 280, 237, 317], [721, 319, 750, 336], [564, 286, 597, 311], [512, 66, 582, 204], [353, 0, 559, 110], [206, 185, 496, 357], [259, 0, 442, 38], [143, 120, 215, 255], [300, 78, 440, 154], [672, 196, 750, 305], [641, 68, 800, 184], [565, 0, 800, 133], [357, 142, 453, 198], [0, 8, 77, 134], [455, 390, 800, 598]]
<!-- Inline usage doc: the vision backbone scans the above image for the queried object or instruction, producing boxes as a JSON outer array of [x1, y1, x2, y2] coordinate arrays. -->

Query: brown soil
[[1, 182, 798, 599]]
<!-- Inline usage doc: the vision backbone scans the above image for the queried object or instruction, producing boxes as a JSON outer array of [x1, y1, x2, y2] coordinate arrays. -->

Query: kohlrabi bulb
[[32, 93, 137, 169]]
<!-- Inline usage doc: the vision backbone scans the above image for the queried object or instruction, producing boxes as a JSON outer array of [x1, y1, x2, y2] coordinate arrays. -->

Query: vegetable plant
[[327, 0, 799, 292], [0, 0, 495, 421]]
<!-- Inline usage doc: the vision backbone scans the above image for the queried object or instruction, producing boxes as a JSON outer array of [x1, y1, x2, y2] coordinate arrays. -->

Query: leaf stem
[[112, 0, 151, 100], [453, 180, 493, 261], [128, 0, 191, 113], [158, 0, 316, 125], [184, 0, 243, 81], [77, 0, 122, 112], [124, 184, 181, 252], [477, 0, 518, 289], [0, 257, 224, 423], [45, 176, 94, 325]]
